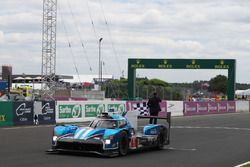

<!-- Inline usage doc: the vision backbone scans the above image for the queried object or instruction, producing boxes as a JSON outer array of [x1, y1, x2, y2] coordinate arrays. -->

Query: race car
[[47, 112, 171, 157]]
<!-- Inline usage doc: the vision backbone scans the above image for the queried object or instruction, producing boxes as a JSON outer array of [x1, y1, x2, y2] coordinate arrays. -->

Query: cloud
[[0, 31, 4, 43], [0, 0, 250, 83]]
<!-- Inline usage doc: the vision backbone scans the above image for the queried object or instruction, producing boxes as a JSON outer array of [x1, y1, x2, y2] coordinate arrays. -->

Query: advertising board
[[58, 104, 83, 119], [13, 101, 34, 125], [37, 101, 56, 124], [184, 101, 236, 116], [0, 102, 13, 126]]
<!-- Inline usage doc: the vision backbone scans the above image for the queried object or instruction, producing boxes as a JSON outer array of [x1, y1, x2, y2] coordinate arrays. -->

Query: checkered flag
[[133, 102, 149, 116]]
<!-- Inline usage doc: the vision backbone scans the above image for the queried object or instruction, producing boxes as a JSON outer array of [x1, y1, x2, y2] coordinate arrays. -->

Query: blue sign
[[13, 101, 34, 126]]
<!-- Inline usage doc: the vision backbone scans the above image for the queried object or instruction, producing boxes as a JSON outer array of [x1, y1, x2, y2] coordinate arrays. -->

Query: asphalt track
[[1, 112, 250, 167]]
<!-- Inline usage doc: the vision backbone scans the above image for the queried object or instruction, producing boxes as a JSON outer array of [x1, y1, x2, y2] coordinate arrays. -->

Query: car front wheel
[[119, 131, 129, 156]]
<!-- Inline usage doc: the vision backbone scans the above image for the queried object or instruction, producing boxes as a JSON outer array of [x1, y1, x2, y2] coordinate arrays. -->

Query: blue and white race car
[[48, 112, 171, 157]]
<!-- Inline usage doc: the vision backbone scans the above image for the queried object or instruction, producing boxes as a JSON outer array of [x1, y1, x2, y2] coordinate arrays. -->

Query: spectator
[[34, 114, 38, 125]]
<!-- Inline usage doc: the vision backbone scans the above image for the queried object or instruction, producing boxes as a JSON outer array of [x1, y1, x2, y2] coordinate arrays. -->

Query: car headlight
[[52, 136, 58, 141], [105, 139, 111, 145], [104, 135, 115, 145]]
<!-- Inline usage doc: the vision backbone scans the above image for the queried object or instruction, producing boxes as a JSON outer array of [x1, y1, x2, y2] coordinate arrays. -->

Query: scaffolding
[[41, 0, 57, 98]]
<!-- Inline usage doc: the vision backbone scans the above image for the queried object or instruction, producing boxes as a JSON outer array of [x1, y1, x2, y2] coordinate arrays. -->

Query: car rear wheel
[[157, 129, 167, 149], [119, 131, 129, 156]]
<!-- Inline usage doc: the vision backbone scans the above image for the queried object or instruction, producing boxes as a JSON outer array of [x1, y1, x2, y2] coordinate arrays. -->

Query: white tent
[[60, 74, 113, 84], [34, 76, 42, 80], [24, 77, 33, 80], [244, 89, 250, 95], [235, 89, 250, 96], [235, 90, 245, 96], [13, 77, 24, 80]]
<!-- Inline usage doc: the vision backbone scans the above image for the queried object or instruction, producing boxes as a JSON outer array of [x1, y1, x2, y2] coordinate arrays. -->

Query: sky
[[0, 0, 250, 83]]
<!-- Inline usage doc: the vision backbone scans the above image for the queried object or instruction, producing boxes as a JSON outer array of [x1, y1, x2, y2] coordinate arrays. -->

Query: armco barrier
[[0, 101, 14, 126], [236, 101, 249, 112], [56, 101, 126, 123], [13, 101, 34, 125], [183, 101, 236, 116]]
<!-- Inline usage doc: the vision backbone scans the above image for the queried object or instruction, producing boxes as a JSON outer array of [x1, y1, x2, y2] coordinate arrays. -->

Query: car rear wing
[[137, 112, 171, 127]]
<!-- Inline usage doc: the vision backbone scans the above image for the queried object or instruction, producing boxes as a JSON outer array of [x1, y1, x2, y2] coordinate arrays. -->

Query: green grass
[[239, 163, 250, 167]]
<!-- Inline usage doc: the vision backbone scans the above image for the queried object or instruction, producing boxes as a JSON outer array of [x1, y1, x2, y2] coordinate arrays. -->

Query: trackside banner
[[13, 101, 34, 125], [0, 102, 14, 126], [85, 104, 104, 117], [58, 104, 83, 119], [56, 101, 126, 123], [38, 101, 56, 124], [183, 101, 236, 116], [166, 101, 184, 116]]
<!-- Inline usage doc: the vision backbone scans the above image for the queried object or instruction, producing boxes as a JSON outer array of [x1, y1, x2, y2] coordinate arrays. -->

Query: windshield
[[89, 120, 118, 129]]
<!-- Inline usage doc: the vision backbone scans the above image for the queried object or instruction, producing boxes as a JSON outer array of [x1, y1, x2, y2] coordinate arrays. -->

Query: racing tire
[[157, 129, 167, 149], [118, 131, 129, 156]]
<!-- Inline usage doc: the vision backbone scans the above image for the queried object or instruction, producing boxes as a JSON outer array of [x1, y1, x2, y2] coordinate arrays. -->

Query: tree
[[208, 75, 227, 94], [103, 78, 182, 100]]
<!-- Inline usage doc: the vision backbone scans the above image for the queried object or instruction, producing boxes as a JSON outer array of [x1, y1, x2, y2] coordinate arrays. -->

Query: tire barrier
[[183, 101, 236, 116]]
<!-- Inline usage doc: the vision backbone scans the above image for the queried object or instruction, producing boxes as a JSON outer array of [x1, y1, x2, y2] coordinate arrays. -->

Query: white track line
[[172, 126, 250, 131], [235, 161, 250, 167], [168, 147, 197, 151]]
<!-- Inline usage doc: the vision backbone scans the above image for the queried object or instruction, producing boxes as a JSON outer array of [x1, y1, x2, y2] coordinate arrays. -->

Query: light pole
[[98, 38, 103, 88]]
